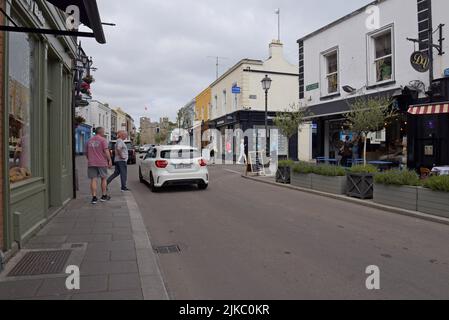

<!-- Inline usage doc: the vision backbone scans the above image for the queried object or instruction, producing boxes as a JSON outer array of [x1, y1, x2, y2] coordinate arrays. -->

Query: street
[[129, 163, 449, 300]]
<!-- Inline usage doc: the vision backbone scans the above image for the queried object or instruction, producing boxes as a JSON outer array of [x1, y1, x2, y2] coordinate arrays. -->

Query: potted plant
[[373, 170, 420, 211], [419, 176, 449, 218], [274, 103, 308, 182], [276, 159, 294, 184], [312, 164, 348, 195], [347, 165, 378, 199], [291, 162, 314, 189]]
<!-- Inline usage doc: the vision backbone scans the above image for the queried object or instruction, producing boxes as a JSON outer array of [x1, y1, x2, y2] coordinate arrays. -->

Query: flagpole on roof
[[275, 8, 280, 41]]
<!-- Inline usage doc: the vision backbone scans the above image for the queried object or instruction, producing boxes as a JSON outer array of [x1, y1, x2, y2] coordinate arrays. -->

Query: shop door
[[416, 137, 441, 168]]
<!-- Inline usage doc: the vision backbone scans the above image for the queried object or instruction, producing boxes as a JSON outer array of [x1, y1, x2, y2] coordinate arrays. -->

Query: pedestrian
[[340, 135, 353, 167], [85, 127, 112, 204], [237, 139, 247, 165], [210, 148, 215, 165], [107, 130, 131, 192]]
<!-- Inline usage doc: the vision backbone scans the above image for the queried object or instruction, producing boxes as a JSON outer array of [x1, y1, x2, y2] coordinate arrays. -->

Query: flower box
[[347, 173, 374, 200], [312, 174, 347, 195], [291, 172, 312, 189], [417, 188, 449, 218], [373, 184, 418, 211]]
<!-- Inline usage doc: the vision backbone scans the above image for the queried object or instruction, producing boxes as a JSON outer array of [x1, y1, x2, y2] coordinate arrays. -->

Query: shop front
[[75, 123, 92, 155]]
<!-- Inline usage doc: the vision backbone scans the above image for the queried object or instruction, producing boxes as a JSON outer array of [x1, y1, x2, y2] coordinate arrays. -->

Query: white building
[[297, 0, 449, 167], [209, 40, 300, 159], [76, 100, 112, 140]]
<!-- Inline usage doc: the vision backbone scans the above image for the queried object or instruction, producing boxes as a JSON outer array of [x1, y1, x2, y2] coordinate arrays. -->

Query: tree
[[345, 96, 396, 166], [274, 103, 309, 160]]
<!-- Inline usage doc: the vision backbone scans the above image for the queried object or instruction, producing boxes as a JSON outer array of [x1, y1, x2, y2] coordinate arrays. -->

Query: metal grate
[[154, 245, 181, 255], [8, 250, 72, 277]]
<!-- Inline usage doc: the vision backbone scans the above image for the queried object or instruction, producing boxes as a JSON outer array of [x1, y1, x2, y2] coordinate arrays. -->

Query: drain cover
[[8, 250, 72, 277], [154, 245, 181, 254]]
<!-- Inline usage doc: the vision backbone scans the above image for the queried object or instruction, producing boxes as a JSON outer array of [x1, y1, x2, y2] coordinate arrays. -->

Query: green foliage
[[348, 165, 378, 174], [274, 104, 308, 138], [278, 160, 295, 168], [374, 170, 420, 186], [292, 163, 346, 176], [423, 176, 449, 193]]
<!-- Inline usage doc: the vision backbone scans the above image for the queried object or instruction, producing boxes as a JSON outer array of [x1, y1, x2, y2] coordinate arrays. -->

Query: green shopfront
[[2, 0, 95, 252]]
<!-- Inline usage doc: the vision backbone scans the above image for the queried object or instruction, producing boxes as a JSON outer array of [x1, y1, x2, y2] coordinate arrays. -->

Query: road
[[127, 163, 449, 300]]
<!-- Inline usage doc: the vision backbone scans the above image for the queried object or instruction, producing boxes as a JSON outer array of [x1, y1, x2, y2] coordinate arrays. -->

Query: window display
[[8, 24, 35, 184]]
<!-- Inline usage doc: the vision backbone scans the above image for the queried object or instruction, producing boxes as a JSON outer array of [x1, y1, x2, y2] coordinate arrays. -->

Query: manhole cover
[[154, 245, 181, 254], [8, 250, 72, 277]]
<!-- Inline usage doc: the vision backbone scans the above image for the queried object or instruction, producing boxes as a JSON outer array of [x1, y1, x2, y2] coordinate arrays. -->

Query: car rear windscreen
[[160, 149, 201, 159]]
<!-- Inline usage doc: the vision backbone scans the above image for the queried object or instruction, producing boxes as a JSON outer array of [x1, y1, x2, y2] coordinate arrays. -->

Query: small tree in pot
[[273, 104, 308, 184], [344, 96, 396, 199]]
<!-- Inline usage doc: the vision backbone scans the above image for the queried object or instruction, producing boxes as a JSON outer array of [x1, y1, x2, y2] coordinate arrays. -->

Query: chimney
[[269, 40, 283, 60]]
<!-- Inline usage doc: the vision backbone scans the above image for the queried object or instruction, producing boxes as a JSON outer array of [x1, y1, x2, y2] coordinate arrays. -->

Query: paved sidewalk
[[243, 174, 449, 226], [0, 157, 168, 300]]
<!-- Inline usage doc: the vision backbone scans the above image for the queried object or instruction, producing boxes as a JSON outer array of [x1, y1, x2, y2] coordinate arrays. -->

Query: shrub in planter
[[419, 176, 449, 218], [311, 165, 347, 194], [347, 165, 378, 200], [291, 162, 314, 189], [276, 160, 295, 184], [373, 170, 420, 211]]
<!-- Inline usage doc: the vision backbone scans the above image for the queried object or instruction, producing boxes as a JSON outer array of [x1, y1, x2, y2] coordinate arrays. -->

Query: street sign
[[232, 86, 241, 94], [410, 51, 430, 73], [306, 83, 319, 91], [444, 68, 449, 77]]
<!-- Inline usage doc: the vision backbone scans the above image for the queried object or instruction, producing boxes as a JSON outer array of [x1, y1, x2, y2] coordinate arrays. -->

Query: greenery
[[345, 96, 396, 165], [348, 164, 378, 174], [278, 160, 295, 167], [292, 163, 346, 176], [74, 115, 86, 126], [374, 170, 420, 187], [274, 103, 309, 160], [423, 176, 449, 193]]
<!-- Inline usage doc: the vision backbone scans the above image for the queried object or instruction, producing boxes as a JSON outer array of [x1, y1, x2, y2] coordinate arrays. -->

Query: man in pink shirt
[[85, 127, 112, 204]]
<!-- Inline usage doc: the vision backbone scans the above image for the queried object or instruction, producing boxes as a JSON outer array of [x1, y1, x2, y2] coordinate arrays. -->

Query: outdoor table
[[368, 161, 394, 171], [431, 166, 449, 176]]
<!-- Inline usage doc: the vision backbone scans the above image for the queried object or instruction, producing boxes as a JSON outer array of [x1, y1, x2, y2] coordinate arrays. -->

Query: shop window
[[320, 47, 339, 96], [8, 26, 35, 185], [368, 27, 394, 84]]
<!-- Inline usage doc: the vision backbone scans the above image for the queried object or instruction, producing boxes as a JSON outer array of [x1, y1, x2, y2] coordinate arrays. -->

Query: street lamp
[[261, 75, 272, 157]]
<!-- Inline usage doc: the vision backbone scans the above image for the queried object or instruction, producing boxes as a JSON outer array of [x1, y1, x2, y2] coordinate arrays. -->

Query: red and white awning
[[408, 103, 449, 115]]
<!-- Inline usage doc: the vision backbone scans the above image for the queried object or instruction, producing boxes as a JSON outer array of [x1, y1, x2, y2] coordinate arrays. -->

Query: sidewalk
[[243, 174, 449, 226], [0, 157, 169, 300]]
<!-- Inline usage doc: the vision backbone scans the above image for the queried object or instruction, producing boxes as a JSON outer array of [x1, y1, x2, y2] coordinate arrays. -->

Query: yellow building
[[195, 87, 211, 122]]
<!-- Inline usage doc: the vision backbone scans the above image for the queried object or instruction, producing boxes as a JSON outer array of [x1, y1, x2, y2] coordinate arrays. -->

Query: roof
[[297, 0, 387, 43], [210, 59, 263, 88]]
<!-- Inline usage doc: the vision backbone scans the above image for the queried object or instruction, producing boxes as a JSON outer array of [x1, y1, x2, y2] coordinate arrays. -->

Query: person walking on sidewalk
[[107, 130, 131, 192], [85, 127, 112, 204]]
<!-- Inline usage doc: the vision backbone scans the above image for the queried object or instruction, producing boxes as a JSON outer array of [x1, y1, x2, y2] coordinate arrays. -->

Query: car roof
[[156, 145, 198, 151]]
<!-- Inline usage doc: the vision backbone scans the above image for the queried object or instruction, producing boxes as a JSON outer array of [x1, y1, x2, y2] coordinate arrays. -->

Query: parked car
[[109, 140, 137, 165], [139, 146, 209, 192], [139, 144, 154, 154]]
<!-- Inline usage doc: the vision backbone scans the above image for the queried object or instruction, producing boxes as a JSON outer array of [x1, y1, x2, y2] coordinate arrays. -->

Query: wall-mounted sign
[[232, 86, 241, 94], [249, 95, 257, 100], [410, 51, 430, 73], [306, 83, 319, 91], [424, 145, 434, 156], [23, 0, 46, 26], [444, 68, 449, 77]]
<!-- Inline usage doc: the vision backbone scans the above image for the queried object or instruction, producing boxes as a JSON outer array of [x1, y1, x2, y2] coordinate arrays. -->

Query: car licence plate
[[175, 163, 192, 169]]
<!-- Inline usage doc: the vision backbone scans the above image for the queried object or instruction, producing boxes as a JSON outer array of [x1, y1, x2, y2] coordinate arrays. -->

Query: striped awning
[[408, 103, 449, 115]]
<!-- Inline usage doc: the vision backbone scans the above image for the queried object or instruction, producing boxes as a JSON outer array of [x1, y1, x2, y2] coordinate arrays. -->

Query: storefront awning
[[408, 103, 449, 115], [45, 0, 106, 44]]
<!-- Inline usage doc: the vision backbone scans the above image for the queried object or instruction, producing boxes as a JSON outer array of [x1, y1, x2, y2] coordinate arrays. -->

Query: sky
[[82, 0, 372, 126]]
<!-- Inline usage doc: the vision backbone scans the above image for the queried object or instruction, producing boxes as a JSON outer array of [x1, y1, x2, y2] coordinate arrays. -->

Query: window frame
[[320, 46, 340, 97], [367, 24, 395, 86]]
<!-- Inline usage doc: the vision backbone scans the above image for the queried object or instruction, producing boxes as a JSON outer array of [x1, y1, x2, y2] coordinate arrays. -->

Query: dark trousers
[[107, 161, 128, 190]]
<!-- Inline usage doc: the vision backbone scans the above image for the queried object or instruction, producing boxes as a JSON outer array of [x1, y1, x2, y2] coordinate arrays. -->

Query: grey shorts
[[88, 167, 109, 179]]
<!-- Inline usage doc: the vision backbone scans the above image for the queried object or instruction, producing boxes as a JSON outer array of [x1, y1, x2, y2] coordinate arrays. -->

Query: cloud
[[82, 0, 371, 125]]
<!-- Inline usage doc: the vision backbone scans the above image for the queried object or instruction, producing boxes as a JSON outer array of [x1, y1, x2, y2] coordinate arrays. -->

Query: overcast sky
[[82, 0, 372, 125]]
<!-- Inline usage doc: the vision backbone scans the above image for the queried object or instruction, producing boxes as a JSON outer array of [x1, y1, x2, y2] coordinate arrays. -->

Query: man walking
[[107, 130, 131, 192], [85, 127, 112, 204]]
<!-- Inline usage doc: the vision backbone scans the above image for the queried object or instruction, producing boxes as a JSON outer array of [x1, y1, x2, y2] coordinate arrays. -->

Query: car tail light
[[155, 160, 168, 168], [199, 159, 207, 167]]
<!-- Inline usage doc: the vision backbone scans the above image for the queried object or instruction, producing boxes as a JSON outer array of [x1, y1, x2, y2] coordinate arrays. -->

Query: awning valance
[[408, 103, 449, 115], [45, 0, 106, 44]]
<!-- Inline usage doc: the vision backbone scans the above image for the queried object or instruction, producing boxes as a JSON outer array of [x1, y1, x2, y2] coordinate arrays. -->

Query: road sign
[[232, 86, 241, 94]]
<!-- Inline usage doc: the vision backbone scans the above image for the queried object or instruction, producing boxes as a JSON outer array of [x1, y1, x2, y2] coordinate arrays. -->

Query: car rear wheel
[[139, 168, 144, 183], [149, 173, 159, 193], [198, 182, 208, 190]]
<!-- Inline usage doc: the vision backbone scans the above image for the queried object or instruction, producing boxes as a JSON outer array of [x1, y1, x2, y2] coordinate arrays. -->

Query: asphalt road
[[128, 163, 449, 300]]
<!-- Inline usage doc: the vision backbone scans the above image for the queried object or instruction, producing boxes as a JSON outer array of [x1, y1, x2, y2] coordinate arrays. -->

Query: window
[[325, 51, 338, 94], [369, 27, 394, 84], [8, 23, 35, 184]]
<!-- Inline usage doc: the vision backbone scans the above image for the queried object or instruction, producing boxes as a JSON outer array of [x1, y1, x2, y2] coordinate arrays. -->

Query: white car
[[139, 146, 209, 192], [139, 144, 154, 154]]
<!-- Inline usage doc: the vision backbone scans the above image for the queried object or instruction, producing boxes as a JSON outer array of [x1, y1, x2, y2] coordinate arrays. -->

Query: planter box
[[276, 166, 291, 184], [347, 173, 374, 199], [312, 174, 347, 195], [291, 172, 312, 189], [373, 184, 418, 211], [418, 188, 449, 218]]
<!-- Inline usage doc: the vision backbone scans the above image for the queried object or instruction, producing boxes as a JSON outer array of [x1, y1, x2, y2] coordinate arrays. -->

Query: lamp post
[[261, 75, 272, 157]]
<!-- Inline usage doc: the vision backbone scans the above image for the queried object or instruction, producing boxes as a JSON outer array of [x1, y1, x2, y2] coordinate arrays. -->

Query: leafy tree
[[274, 103, 309, 160], [345, 96, 396, 165]]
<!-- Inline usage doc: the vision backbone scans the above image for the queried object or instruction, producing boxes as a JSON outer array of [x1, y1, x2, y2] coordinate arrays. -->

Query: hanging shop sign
[[410, 51, 430, 73]]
